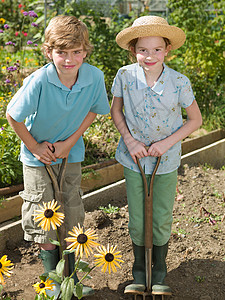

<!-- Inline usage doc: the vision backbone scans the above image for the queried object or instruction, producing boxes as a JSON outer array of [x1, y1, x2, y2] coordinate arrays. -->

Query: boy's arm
[[6, 113, 56, 165], [53, 111, 97, 159], [111, 96, 148, 163], [148, 100, 202, 157]]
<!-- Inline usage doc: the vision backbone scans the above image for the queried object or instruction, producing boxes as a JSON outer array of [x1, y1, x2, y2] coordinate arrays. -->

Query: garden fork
[[135, 156, 161, 300], [45, 157, 69, 277]]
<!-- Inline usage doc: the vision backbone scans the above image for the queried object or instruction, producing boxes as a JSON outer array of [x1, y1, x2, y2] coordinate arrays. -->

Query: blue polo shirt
[[111, 63, 195, 174], [7, 62, 110, 166]]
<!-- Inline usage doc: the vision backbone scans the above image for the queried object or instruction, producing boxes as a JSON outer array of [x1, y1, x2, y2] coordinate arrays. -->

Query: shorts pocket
[[20, 191, 45, 235], [19, 191, 43, 203]]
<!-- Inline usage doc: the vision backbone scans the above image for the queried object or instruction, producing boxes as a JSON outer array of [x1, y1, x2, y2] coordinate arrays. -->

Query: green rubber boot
[[68, 252, 95, 297], [152, 243, 172, 296], [39, 248, 61, 299], [39, 248, 59, 273], [124, 243, 146, 295]]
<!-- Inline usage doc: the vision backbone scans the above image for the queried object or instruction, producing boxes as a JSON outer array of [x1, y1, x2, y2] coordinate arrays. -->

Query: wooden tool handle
[[136, 156, 161, 248], [45, 158, 69, 277]]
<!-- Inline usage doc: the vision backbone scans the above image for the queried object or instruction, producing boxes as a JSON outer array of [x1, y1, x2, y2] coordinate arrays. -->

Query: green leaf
[[63, 249, 75, 255], [49, 238, 60, 247], [61, 277, 74, 300], [77, 260, 91, 272], [56, 259, 65, 278], [48, 271, 62, 284], [74, 282, 83, 299], [39, 274, 47, 281]]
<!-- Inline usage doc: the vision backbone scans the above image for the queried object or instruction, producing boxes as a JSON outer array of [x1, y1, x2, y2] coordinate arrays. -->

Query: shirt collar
[[136, 63, 169, 95], [47, 62, 93, 92]]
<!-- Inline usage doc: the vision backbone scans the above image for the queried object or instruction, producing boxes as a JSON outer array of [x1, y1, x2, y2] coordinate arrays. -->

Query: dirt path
[[2, 165, 225, 300]]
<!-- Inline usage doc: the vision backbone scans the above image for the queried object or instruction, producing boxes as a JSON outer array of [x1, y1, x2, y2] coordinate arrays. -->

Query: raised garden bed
[[0, 129, 224, 226]]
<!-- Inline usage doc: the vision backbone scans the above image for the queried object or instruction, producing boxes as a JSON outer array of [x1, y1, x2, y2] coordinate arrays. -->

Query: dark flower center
[[44, 209, 54, 218], [39, 283, 45, 289], [0, 262, 2, 269], [105, 253, 114, 262], [77, 233, 88, 244]]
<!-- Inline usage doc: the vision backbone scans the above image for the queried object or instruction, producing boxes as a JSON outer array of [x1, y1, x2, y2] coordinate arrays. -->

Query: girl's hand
[[32, 141, 56, 165], [126, 138, 148, 164], [147, 140, 169, 157], [52, 140, 72, 159]]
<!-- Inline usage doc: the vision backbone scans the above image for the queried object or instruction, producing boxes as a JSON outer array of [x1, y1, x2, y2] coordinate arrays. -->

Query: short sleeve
[[7, 73, 41, 122], [90, 71, 110, 114], [178, 76, 195, 108], [111, 69, 123, 97]]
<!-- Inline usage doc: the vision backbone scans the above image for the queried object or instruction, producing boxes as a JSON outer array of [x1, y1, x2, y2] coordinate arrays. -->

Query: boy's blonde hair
[[42, 15, 93, 58]]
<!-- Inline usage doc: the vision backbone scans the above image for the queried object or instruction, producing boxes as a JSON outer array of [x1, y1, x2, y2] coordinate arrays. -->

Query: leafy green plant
[[32, 201, 124, 300], [0, 10, 43, 118], [0, 122, 22, 188], [212, 190, 222, 199], [172, 228, 187, 238], [202, 163, 214, 171], [83, 114, 120, 164], [189, 216, 204, 224], [195, 275, 205, 283], [167, 0, 225, 129], [65, 2, 132, 97], [99, 203, 120, 214], [81, 168, 99, 180]]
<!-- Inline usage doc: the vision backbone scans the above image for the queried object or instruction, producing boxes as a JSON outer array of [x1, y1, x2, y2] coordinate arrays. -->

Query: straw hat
[[116, 15, 186, 50]]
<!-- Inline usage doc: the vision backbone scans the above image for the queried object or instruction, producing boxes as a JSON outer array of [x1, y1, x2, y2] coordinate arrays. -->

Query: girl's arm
[[148, 100, 202, 157], [53, 111, 97, 159], [6, 113, 56, 165], [111, 96, 148, 163]]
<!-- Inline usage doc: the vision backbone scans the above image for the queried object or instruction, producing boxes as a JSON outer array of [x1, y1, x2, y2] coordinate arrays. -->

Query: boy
[[7, 15, 110, 296]]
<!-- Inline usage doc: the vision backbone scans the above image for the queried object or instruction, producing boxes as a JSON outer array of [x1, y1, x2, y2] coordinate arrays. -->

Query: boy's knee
[[39, 243, 57, 251]]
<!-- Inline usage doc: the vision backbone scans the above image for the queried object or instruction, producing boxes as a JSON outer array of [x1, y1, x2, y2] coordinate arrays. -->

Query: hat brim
[[116, 24, 186, 50]]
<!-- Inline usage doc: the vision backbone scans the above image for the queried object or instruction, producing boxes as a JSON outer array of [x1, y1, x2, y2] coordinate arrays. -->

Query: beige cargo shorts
[[19, 162, 85, 244]]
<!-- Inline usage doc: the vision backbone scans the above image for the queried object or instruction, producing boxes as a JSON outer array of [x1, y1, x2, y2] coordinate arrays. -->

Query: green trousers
[[124, 167, 177, 246]]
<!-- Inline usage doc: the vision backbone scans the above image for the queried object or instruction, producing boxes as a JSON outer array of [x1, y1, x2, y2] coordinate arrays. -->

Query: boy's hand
[[126, 138, 148, 164], [52, 140, 72, 159], [32, 141, 56, 165]]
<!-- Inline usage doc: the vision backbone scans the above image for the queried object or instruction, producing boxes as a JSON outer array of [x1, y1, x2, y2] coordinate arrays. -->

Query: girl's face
[[47, 46, 87, 82], [132, 36, 171, 74]]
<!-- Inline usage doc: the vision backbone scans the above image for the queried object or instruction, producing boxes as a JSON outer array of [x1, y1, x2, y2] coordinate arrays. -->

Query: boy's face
[[132, 36, 171, 74], [47, 46, 87, 82]]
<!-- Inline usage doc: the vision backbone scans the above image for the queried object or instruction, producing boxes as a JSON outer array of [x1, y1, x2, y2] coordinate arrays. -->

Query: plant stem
[[77, 262, 101, 284], [78, 265, 97, 283], [56, 229, 63, 258], [69, 256, 80, 279]]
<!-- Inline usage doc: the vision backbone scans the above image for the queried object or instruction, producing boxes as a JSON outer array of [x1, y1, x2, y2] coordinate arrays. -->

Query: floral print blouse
[[111, 63, 195, 174]]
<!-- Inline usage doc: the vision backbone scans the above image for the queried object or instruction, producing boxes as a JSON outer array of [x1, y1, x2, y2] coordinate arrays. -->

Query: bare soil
[[3, 164, 225, 300]]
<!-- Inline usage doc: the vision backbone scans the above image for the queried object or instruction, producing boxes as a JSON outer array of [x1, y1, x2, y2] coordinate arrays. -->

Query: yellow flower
[[65, 224, 99, 258], [0, 255, 14, 285], [33, 199, 65, 231], [94, 244, 124, 274], [33, 278, 55, 296], [0, 18, 6, 24]]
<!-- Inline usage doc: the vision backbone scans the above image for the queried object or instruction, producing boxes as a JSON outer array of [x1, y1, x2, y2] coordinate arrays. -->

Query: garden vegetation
[[0, 0, 224, 188]]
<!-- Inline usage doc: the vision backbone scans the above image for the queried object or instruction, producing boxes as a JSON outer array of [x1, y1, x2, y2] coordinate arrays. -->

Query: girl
[[111, 15, 202, 297]]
